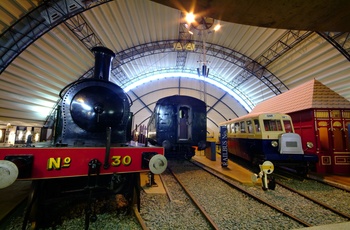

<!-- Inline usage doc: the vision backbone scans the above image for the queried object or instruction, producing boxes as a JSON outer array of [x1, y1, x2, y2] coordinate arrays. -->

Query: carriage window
[[283, 120, 293, 133], [179, 107, 189, 119], [277, 121, 282, 131], [263, 119, 283, 131], [254, 119, 260, 133], [247, 120, 253, 133], [240, 121, 246, 133], [231, 124, 235, 133], [234, 122, 240, 133]]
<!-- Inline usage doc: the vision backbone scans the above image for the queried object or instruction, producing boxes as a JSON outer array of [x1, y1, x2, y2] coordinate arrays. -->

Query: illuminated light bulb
[[214, 24, 221, 31], [185, 12, 195, 24]]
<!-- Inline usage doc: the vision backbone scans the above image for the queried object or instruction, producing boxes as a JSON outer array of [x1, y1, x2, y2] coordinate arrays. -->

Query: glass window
[[254, 119, 260, 133], [179, 107, 189, 118], [315, 110, 329, 118], [247, 120, 253, 133], [263, 119, 283, 131], [277, 121, 282, 131], [240, 121, 246, 133], [343, 110, 350, 118], [231, 124, 235, 133], [234, 122, 240, 133], [283, 120, 293, 133]]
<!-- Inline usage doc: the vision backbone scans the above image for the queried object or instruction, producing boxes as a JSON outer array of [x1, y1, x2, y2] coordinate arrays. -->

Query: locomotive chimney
[[91, 46, 115, 81]]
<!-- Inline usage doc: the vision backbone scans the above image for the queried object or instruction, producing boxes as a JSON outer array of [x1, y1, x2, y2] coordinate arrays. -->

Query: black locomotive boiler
[[56, 46, 131, 147], [147, 95, 207, 158], [0, 46, 167, 229]]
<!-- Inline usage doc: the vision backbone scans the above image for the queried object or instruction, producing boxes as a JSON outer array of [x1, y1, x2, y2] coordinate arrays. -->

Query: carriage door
[[344, 110, 350, 151], [315, 110, 332, 172], [331, 110, 346, 153], [331, 110, 350, 174], [178, 106, 191, 141]]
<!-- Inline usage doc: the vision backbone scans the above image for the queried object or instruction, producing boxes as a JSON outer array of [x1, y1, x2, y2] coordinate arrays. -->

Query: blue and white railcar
[[220, 113, 318, 171]]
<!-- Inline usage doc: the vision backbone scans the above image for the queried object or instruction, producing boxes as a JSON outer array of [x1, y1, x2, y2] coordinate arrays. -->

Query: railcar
[[147, 95, 207, 159], [0, 46, 167, 229], [219, 112, 318, 173]]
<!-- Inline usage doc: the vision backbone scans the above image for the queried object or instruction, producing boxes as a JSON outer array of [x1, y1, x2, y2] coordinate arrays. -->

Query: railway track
[[133, 205, 148, 230], [142, 160, 307, 229], [167, 167, 220, 230], [189, 161, 311, 227], [274, 175, 350, 217], [189, 160, 349, 228], [2, 187, 149, 229], [3, 161, 349, 229]]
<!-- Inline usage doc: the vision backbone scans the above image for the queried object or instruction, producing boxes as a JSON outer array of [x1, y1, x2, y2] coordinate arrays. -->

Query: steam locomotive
[[0, 47, 167, 229], [147, 95, 207, 159]]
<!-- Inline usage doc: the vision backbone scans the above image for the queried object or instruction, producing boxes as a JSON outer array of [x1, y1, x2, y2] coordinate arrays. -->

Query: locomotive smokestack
[[91, 46, 115, 81]]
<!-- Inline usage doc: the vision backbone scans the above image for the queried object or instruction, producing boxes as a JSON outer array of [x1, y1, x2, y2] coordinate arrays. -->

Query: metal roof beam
[[64, 13, 103, 50], [0, 0, 111, 74], [129, 90, 152, 114], [318, 32, 350, 62], [256, 30, 314, 67], [108, 40, 284, 98]]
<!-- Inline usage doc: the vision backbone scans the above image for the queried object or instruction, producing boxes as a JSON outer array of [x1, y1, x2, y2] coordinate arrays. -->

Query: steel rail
[[167, 167, 220, 230], [133, 205, 148, 230], [158, 173, 173, 202], [275, 180, 350, 220], [191, 160, 312, 227]]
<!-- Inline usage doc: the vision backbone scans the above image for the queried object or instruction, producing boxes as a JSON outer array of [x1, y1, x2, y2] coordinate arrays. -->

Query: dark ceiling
[[151, 0, 350, 32]]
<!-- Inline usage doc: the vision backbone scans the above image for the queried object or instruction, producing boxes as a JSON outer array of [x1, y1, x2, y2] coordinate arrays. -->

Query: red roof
[[251, 79, 350, 113]]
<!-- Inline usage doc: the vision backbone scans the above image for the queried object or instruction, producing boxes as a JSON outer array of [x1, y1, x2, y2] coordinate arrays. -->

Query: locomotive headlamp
[[306, 142, 314, 149], [271, 141, 278, 147]]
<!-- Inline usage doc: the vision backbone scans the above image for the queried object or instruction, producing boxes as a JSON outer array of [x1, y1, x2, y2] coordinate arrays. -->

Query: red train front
[[0, 46, 167, 229]]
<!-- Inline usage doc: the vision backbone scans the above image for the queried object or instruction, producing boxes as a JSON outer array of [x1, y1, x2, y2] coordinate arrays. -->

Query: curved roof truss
[[78, 39, 288, 110], [1, 0, 350, 78], [0, 0, 111, 74], [1, 0, 350, 131], [129, 85, 236, 128]]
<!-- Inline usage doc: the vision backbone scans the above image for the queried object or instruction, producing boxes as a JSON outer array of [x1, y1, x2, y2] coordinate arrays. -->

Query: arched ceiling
[[0, 0, 350, 138]]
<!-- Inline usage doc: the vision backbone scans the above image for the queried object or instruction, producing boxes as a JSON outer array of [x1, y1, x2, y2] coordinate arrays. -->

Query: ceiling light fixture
[[183, 12, 221, 104]]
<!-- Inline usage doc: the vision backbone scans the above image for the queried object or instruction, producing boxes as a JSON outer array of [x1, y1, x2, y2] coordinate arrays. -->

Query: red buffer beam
[[0, 147, 166, 187]]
